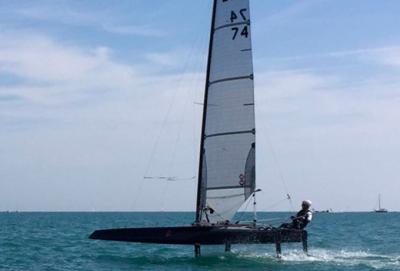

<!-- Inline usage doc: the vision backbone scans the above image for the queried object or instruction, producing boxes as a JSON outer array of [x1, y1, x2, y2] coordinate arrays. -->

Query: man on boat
[[280, 200, 313, 229]]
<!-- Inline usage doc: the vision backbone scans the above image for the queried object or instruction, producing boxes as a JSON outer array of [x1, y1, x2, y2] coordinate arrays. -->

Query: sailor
[[280, 200, 313, 229], [203, 206, 215, 223]]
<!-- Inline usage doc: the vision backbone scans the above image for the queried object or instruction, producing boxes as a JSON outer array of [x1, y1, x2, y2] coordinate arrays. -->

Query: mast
[[195, 0, 218, 223], [378, 194, 381, 210]]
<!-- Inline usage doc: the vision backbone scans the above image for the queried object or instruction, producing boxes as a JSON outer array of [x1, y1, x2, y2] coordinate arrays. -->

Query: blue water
[[1, 212, 399, 271]]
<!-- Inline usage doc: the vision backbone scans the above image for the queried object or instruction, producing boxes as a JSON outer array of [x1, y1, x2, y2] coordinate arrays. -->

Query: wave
[[91, 246, 400, 271], [238, 248, 400, 270]]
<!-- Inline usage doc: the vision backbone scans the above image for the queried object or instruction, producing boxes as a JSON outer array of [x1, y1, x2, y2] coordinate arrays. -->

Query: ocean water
[[0, 212, 399, 271]]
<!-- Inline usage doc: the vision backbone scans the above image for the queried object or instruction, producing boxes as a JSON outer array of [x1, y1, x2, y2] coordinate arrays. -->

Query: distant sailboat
[[374, 194, 388, 213], [90, 0, 308, 257]]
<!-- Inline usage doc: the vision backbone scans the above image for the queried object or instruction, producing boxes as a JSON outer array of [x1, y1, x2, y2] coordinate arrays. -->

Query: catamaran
[[90, 0, 308, 257]]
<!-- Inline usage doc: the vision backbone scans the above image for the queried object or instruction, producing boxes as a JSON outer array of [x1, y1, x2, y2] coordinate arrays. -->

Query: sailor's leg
[[194, 244, 201, 257], [275, 241, 282, 259], [275, 231, 282, 259], [302, 231, 308, 255], [225, 242, 231, 252]]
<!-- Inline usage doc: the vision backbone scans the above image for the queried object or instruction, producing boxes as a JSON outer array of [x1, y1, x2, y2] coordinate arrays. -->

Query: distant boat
[[90, 0, 309, 258], [314, 209, 333, 213], [374, 194, 388, 213]]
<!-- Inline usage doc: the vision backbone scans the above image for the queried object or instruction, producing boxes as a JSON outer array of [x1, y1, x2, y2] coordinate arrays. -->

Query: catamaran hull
[[89, 225, 306, 245]]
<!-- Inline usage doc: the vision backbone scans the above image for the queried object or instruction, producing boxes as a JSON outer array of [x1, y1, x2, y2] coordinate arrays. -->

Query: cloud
[[365, 47, 400, 67], [145, 50, 192, 68], [0, 29, 205, 132], [318, 46, 400, 69], [143, 46, 207, 72], [145, 52, 181, 67], [0, 33, 143, 105], [253, 67, 400, 211], [256, 68, 400, 130], [256, 70, 330, 100], [14, 5, 165, 38], [259, 46, 400, 68], [101, 24, 165, 37], [259, 0, 325, 26], [0, 30, 205, 211]]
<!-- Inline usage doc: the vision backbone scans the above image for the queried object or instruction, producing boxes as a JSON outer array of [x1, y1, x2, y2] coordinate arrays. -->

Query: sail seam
[[205, 129, 255, 139], [209, 74, 253, 86], [207, 185, 252, 190], [214, 20, 250, 31], [207, 193, 244, 199]]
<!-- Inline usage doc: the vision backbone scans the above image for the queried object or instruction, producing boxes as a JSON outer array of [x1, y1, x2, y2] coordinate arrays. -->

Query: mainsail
[[196, 0, 255, 224]]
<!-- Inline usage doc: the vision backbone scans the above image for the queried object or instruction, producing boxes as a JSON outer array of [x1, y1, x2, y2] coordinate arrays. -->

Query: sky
[[1, 0, 399, 212]]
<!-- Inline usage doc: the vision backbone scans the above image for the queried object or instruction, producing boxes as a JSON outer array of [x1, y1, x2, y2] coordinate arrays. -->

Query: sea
[[1, 212, 399, 271]]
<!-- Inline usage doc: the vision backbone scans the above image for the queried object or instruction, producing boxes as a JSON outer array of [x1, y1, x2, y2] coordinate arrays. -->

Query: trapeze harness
[[280, 209, 313, 229]]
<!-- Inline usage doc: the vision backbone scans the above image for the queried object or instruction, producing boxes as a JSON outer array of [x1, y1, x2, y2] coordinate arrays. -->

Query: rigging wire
[[143, 15, 208, 183], [131, 72, 183, 210], [132, 72, 183, 210], [191, 19, 210, 178], [157, 46, 205, 209], [235, 194, 293, 225], [143, 176, 196, 181], [139, 1, 210, 211], [164, 49, 206, 182], [264, 131, 295, 212], [264, 195, 293, 210], [234, 196, 253, 223]]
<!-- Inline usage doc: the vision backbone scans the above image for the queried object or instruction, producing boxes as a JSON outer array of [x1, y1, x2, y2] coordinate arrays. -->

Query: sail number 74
[[231, 26, 248, 40]]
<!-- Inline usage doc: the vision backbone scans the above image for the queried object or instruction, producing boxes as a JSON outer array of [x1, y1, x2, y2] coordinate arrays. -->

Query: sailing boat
[[374, 194, 388, 213], [90, 0, 307, 257]]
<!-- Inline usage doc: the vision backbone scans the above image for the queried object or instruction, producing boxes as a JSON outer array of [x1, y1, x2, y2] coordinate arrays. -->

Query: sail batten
[[208, 185, 252, 190], [206, 129, 254, 138], [209, 75, 253, 85], [214, 21, 250, 31], [196, 0, 255, 224]]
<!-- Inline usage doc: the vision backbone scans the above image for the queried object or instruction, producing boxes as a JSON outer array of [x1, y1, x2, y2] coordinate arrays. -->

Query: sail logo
[[239, 173, 245, 186]]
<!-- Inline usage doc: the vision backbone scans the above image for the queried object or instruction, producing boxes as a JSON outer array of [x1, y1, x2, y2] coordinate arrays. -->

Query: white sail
[[197, 0, 255, 223]]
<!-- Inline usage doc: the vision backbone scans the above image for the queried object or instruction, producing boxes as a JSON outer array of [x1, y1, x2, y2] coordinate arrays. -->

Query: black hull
[[89, 225, 306, 245]]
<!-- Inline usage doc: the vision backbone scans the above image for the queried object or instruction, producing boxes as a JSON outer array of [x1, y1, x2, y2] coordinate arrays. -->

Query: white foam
[[237, 248, 400, 269]]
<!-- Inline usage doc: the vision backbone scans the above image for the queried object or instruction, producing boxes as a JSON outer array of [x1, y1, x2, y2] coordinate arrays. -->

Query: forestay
[[197, 0, 255, 224]]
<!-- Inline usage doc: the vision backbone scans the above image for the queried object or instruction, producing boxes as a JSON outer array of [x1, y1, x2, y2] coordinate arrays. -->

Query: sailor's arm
[[291, 211, 303, 220], [292, 211, 312, 222], [306, 211, 313, 222]]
